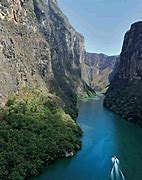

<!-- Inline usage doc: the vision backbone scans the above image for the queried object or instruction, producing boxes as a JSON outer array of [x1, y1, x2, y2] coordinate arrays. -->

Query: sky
[[58, 0, 142, 55]]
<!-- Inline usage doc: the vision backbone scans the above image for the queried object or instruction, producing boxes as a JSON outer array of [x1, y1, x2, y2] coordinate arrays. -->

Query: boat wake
[[111, 156, 125, 180]]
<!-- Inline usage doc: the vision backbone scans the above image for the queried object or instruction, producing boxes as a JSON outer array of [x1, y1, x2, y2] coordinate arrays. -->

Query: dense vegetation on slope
[[0, 89, 82, 180]]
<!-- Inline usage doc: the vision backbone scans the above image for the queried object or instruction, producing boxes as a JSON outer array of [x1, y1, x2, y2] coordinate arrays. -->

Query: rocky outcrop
[[104, 21, 142, 126], [0, 0, 88, 118], [82, 52, 119, 92]]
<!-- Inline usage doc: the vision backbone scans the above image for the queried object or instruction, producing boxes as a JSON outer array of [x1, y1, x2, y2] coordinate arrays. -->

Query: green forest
[[0, 89, 82, 180]]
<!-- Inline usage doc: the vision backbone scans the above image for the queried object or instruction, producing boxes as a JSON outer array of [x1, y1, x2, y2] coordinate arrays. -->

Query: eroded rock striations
[[0, 0, 88, 118], [82, 52, 119, 92], [104, 21, 142, 126]]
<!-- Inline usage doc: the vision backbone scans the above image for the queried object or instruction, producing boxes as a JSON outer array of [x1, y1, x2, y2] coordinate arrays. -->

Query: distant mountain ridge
[[82, 52, 119, 92]]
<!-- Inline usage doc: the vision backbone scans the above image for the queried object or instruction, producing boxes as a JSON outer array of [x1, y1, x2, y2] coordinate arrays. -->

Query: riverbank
[[32, 96, 142, 180], [78, 91, 103, 101]]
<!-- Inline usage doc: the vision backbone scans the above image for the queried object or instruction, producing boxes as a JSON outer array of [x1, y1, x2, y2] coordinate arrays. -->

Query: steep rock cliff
[[0, 0, 89, 179], [82, 52, 118, 92], [0, 0, 87, 118], [104, 21, 142, 126]]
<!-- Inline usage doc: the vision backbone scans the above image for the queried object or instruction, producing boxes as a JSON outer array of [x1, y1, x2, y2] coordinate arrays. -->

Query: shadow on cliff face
[[33, 0, 90, 119]]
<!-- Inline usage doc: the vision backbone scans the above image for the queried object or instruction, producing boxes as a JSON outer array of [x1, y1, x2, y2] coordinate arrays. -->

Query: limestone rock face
[[104, 21, 142, 126], [0, 0, 86, 117], [82, 52, 119, 92]]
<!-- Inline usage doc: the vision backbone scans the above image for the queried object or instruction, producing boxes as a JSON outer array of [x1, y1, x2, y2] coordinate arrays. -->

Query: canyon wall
[[0, 0, 88, 118], [0, 0, 91, 178], [104, 21, 142, 126]]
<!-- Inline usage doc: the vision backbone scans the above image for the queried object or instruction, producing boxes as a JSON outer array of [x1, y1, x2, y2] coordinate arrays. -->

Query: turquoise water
[[33, 96, 142, 180]]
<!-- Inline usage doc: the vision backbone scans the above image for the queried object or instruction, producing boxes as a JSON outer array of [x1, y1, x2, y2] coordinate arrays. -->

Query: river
[[33, 95, 142, 180]]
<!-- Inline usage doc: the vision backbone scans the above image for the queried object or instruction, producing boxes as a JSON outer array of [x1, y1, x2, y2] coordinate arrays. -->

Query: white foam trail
[[119, 169, 125, 180], [111, 157, 125, 180]]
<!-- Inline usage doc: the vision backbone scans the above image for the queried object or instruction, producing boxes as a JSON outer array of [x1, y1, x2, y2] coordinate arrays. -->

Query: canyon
[[1, 0, 142, 179]]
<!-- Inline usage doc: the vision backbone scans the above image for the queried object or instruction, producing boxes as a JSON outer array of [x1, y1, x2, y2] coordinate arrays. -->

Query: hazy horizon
[[58, 0, 142, 55]]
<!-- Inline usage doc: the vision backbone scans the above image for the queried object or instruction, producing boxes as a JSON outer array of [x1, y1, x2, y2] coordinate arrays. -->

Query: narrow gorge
[[0, 0, 142, 180]]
